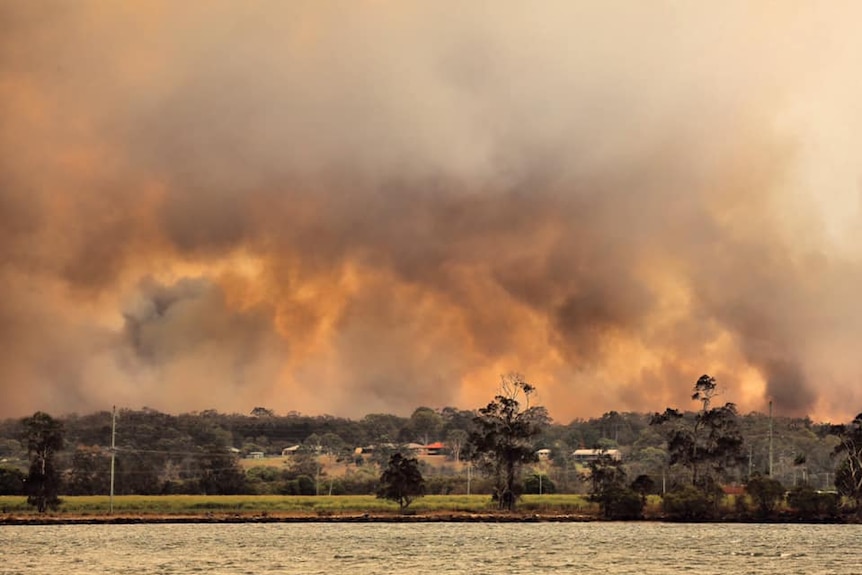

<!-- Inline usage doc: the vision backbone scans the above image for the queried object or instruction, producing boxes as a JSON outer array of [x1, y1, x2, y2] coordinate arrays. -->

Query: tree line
[[3, 372, 862, 520]]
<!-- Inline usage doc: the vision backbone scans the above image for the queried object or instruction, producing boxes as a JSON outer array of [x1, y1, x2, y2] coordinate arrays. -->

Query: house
[[425, 442, 446, 456], [281, 445, 301, 456], [247, 451, 265, 459], [536, 448, 551, 460], [572, 448, 621, 463]]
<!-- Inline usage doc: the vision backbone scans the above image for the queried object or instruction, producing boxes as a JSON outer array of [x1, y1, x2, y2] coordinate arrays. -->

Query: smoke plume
[[1, 2, 861, 422]]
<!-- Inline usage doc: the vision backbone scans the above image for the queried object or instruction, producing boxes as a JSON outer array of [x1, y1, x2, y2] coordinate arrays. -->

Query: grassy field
[[0, 494, 600, 517]]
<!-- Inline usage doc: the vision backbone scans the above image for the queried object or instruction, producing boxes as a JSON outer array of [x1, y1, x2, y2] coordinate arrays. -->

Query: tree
[[651, 375, 744, 489], [440, 407, 476, 436], [445, 429, 469, 463], [302, 433, 324, 495], [468, 373, 549, 510], [0, 467, 25, 495], [584, 452, 643, 519], [376, 453, 425, 510], [360, 413, 405, 446], [287, 440, 324, 494], [320, 433, 347, 495], [196, 447, 247, 495], [408, 407, 443, 446], [320, 433, 347, 464], [787, 484, 839, 520], [630, 473, 656, 506], [67, 445, 111, 495], [246, 465, 284, 495], [832, 412, 862, 515], [524, 472, 556, 494], [598, 411, 630, 444], [745, 473, 785, 517], [22, 412, 65, 512], [662, 483, 714, 520]]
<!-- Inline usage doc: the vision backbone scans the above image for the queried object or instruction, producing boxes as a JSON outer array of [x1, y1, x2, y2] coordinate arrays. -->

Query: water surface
[[3, 522, 859, 574]]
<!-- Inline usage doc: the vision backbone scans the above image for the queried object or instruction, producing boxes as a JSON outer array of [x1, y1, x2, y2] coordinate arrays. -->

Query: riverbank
[[0, 494, 598, 520], [3, 510, 855, 525], [2, 494, 854, 525], [1, 510, 602, 525]]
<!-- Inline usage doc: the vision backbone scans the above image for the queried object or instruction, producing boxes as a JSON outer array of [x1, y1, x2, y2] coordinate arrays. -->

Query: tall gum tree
[[833, 412, 862, 515], [469, 373, 549, 510], [22, 411, 65, 513], [651, 375, 744, 490]]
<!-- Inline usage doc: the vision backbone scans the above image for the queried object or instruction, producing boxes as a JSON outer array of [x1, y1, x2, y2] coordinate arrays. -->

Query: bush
[[245, 466, 285, 495], [523, 474, 556, 495], [663, 484, 714, 520], [281, 475, 316, 495], [335, 470, 379, 495], [745, 474, 785, 517], [787, 485, 839, 520], [424, 476, 465, 495], [598, 486, 643, 519], [0, 467, 25, 496]]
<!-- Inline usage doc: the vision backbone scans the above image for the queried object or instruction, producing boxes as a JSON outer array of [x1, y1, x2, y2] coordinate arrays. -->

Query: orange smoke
[[1, 2, 862, 423]]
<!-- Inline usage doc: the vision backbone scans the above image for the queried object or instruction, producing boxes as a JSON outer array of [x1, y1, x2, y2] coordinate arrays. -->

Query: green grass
[[0, 494, 596, 517]]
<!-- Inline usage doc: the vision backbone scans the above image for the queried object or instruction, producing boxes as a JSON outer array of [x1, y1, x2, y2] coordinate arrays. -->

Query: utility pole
[[110, 405, 116, 514], [748, 444, 753, 479], [768, 401, 774, 478]]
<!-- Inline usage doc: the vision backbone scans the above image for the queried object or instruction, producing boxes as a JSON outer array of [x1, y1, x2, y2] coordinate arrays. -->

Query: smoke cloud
[[2, 1, 861, 422]]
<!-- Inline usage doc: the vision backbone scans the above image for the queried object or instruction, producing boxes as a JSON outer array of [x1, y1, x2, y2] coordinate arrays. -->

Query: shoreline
[[1, 511, 597, 525], [2, 511, 852, 526]]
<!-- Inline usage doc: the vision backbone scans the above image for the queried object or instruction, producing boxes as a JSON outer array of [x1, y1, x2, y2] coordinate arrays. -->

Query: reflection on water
[[2, 522, 861, 574]]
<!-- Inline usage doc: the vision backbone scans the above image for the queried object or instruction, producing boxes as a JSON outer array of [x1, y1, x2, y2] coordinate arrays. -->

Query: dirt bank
[[1, 511, 596, 525]]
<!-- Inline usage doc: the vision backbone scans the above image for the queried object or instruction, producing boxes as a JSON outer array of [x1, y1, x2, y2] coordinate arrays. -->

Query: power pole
[[748, 444, 753, 479], [768, 401, 774, 478], [110, 405, 117, 514]]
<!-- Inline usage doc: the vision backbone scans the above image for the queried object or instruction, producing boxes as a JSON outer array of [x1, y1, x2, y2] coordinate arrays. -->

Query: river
[[2, 522, 860, 574]]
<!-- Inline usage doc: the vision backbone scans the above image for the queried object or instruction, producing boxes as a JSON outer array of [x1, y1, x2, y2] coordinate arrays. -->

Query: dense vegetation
[[1, 375, 859, 520]]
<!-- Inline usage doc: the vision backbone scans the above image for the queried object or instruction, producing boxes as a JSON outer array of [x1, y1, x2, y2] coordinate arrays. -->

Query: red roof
[[722, 484, 745, 495], [426, 442, 445, 449]]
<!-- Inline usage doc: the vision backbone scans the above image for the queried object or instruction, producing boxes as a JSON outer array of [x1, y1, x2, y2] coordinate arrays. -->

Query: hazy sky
[[2, 1, 861, 423]]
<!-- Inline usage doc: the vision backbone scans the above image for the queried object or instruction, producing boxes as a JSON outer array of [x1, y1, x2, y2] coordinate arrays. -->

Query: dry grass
[[0, 493, 595, 518]]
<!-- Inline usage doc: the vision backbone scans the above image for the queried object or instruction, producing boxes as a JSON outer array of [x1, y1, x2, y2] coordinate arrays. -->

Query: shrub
[[599, 486, 643, 519], [424, 476, 465, 495], [523, 474, 556, 495], [663, 484, 714, 520], [745, 474, 785, 517], [0, 467, 25, 496], [281, 475, 316, 495], [787, 485, 839, 520]]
